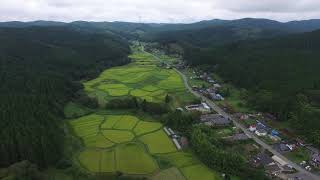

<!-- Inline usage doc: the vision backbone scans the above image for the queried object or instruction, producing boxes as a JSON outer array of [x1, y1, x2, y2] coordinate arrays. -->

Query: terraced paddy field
[[83, 50, 196, 106], [70, 112, 220, 179], [69, 49, 220, 180]]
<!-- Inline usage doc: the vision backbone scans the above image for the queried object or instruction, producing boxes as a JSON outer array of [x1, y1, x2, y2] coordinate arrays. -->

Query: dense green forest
[[0, 27, 130, 168], [160, 29, 320, 146]]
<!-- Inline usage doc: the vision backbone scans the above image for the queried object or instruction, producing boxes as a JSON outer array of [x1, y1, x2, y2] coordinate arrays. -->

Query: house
[[274, 143, 290, 152], [255, 129, 267, 136], [210, 93, 224, 101], [249, 125, 257, 132], [213, 83, 222, 89], [256, 121, 272, 132], [286, 144, 297, 151], [202, 102, 211, 111], [185, 103, 211, 113], [310, 153, 320, 168], [201, 114, 231, 127]]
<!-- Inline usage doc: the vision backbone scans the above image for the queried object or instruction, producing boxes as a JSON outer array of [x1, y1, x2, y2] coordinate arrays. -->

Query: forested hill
[[146, 25, 289, 48], [0, 27, 130, 167], [183, 30, 320, 146]]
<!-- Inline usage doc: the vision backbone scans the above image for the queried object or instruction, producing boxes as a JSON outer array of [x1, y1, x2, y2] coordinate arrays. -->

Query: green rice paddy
[[69, 49, 221, 179], [83, 50, 193, 106]]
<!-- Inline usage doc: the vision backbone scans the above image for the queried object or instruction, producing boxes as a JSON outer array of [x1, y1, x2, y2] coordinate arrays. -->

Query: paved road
[[174, 69, 319, 180], [144, 47, 318, 179]]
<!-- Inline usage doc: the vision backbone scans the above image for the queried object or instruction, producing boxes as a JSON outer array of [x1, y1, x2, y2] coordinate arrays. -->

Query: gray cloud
[[1, 0, 320, 23]]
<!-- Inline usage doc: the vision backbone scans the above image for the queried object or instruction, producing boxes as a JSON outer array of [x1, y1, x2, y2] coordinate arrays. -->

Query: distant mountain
[[286, 19, 320, 32], [147, 18, 320, 47], [2, 18, 320, 40], [0, 20, 66, 28]]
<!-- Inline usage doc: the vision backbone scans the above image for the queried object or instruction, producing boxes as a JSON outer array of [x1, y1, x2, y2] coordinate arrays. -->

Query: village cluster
[[150, 47, 320, 179], [176, 66, 320, 179], [236, 112, 320, 174]]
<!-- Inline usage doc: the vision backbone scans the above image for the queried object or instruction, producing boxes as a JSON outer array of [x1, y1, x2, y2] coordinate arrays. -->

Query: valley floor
[[61, 46, 221, 180]]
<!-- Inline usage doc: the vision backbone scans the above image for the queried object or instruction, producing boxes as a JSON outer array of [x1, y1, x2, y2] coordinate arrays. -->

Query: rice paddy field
[[70, 113, 220, 179], [83, 50, 196, 106], [68, 48, 221, 180]]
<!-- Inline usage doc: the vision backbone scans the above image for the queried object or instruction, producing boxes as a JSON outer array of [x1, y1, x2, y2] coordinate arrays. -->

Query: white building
[[163, 127, 171, 136], [255, 129, 267, 136]]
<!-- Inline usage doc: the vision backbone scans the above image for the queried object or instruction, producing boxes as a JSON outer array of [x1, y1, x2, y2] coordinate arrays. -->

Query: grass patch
[[286, 148, 310, 164], [116, 143, 158, 174], [139, 130, 176, 154]]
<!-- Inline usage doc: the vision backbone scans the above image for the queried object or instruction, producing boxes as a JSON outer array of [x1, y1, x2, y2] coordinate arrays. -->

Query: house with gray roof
[[200, 114, 231, 127]]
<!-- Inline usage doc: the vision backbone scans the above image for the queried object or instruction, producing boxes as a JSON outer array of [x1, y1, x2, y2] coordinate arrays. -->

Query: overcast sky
[[1, 0, 320, 23]]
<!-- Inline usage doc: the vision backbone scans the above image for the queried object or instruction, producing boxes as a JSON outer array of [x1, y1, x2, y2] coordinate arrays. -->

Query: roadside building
[[201, 114, 231, 127], [210, 93, 224, 101], [310, 153, 320, 168], [249, 125, 257, 132], [168, 128, 175, 135], [213, 83, 222, 89], [172, 138, 182, 150], [255, 129, 268, 136], [185, 102, 211, 113], [163, 127, 171, 136], [274, 143, 290, 153]]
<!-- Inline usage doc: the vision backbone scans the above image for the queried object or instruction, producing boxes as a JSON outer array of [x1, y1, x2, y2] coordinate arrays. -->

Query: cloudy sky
[[1, 0, 320, 23]]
